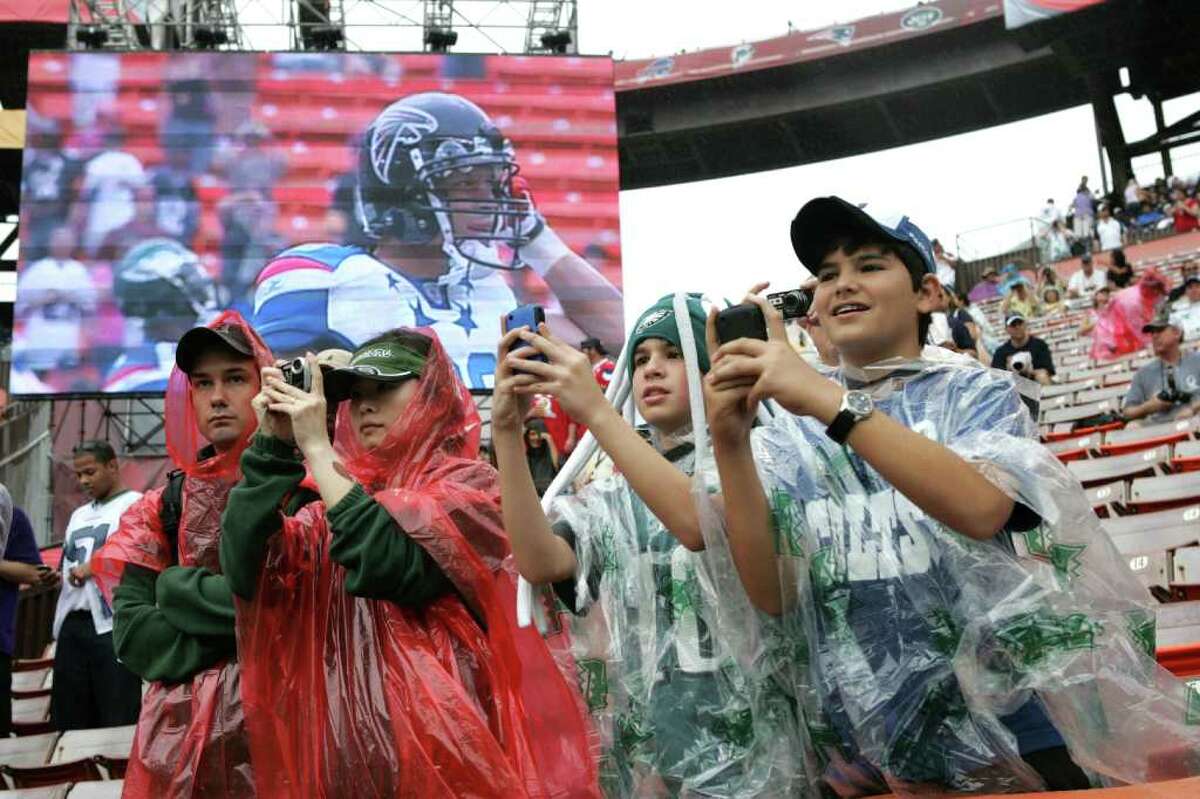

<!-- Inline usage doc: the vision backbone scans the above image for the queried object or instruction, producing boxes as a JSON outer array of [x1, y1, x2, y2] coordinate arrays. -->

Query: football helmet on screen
[[354, 92, 540, 271], [113, 238, 217, 323]]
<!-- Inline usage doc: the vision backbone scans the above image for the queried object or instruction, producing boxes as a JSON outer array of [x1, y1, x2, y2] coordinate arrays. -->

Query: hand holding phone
[[502, 305, 549, 365]]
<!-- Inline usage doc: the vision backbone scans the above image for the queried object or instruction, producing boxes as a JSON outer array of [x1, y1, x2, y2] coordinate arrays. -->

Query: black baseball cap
[[579, 337, 606, 352], [1005, 313, 1027, 327], [175, 323, 256, 374], [791, 197, 937, 276], [1184, 275, 1200, 288]]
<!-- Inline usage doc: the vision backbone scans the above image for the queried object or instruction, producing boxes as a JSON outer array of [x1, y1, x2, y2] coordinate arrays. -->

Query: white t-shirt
[[936, 260, 956, 288], [1067, 267, 1108, 296], [1096, 218, 1123, 251], [927, 312, 954, 346], [53, 489, 142, 638]]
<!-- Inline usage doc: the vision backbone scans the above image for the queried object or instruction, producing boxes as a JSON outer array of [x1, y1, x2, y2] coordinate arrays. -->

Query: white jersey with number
[[53, 489, 142, 638], [252, 243, 514, 390]]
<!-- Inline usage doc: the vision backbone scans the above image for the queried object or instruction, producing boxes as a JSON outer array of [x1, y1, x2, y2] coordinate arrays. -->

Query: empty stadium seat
[[1084, 480, 1127, 515], [1102, 505, 1200, 557], [1067, 444, 1171, 486], [11, 697, 52, 737], [0, 786, 70, 799], [1129, 472, 1200, 512], [0, 734, 60, 778], [53, 727, 134, 780], [1174, 440, 1200, 471], [1075, 385, 1128, 405], [11, 670, 51, 700], [1101, 418, 1199, 456], [65, 782, 124, 798], [1, 760, 102, 790], [1046, 432, 1099, 462], [1041, 398, 1118, 426]]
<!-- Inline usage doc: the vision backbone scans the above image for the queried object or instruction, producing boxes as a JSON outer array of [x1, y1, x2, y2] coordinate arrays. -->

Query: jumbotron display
[[12, 51, 623, 395]]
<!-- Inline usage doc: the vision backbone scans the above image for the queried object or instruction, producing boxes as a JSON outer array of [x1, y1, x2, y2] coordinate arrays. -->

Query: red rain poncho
[[1090, 268, 1168, 362], [93, 310, 274, 799], [234, 329, 599, 798]]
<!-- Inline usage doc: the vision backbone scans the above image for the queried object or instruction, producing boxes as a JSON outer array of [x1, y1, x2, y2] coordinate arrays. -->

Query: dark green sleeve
[[112, 564, 236, 684], [219, 433, 308, 600], [155, 565, 236, 638], [327, 484, 453, 606]]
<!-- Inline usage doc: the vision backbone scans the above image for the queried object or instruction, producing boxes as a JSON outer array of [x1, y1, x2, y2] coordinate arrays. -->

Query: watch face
[[845, 391, 874, 417]]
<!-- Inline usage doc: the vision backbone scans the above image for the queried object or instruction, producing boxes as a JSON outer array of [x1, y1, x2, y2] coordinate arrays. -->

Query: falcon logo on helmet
[[354, 91, 541, 273]]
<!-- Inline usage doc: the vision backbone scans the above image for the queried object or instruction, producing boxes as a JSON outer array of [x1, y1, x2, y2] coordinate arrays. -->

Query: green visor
[[323, 331, 430, 402]]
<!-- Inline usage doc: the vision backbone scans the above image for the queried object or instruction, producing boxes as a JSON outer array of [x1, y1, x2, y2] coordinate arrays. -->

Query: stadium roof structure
[[613, 0, 1200, 190]]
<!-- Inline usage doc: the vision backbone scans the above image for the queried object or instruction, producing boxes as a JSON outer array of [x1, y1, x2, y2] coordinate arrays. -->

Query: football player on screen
[[104, 238, 218, 392], [251, 92, 623, 390]]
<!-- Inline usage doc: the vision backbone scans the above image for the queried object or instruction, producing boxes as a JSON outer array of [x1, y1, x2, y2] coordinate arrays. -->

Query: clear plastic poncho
[[537, 293, 807, 798], [757, 356, 1200, 796], [233, 329, 599, 798], [93, 309, 274, 799]]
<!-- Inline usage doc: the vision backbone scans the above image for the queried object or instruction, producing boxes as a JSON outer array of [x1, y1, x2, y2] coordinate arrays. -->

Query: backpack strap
[[159, 469, 186, 566]]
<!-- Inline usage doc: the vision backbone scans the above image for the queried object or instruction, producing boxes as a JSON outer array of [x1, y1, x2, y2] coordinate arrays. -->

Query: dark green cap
[[627, 293, 710, 378], [324, 330, 431, 402]]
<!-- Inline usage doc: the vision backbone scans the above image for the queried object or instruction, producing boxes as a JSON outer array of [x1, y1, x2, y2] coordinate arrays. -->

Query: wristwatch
[[825, 390, 874, 444]]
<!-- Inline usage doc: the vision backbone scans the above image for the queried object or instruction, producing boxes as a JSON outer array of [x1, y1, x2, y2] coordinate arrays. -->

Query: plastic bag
[[234, 328, 598, 798], [758, 356, 1200, 796], [93, 310, 273, 799]]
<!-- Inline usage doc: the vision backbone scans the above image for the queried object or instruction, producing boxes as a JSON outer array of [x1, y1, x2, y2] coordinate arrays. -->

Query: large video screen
[[12, 51, 623, 395]]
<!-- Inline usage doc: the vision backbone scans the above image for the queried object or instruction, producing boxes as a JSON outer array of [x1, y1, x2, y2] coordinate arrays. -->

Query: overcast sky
[[182, 0, 1200, 318]]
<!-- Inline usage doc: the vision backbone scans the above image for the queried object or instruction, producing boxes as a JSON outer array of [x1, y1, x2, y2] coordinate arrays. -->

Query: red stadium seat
[[1046, 433, 1099, 462], [1174, 440, 1200, 472], [1067, 444, 1171, 487], [1157, 601, 1200, 678]]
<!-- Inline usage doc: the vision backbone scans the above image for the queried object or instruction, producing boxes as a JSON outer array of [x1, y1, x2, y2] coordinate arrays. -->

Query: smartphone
[[503, 304, 548, 363], [715, 304, 768, 344]]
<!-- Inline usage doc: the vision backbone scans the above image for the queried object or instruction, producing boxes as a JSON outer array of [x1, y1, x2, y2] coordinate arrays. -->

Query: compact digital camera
[[715, 288, 814, 344]]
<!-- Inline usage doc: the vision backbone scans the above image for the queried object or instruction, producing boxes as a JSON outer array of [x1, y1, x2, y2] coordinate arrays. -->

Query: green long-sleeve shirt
[[220, 433, 452, 606]]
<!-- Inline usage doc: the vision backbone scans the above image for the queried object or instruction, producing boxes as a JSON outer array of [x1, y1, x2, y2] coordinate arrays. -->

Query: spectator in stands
[[1001, 278, 1039, 319], [524, 418, 561, 496], [527, 390, 578, 462], [932, 238, 956, 287], [1095, 204, 1124, 251], [991, 313, 1055, 385], [1168, 260, 1198, 304], [1170, 187, 1200, 235], [1106, 247, 1134, 288], [1091, 266, 1170, 362], [580, 336, 616, 390], [1121, 310, 1200, 425], [1041, 220, 1074, 262], [214, 121, 286, 196], [0, 487, 57, 737], [161, 78, 216, 179], [1036, 265, 1066, 298], [21, 112, 82, 260], [97, 184, 172, 262], [1038, 197, 1063, 231], [50, 441, 143, 732], [1078, 286, 1111, 337], [1072, 176, 1095, 243], [14, 226, 98, 372], [1040, 286, 1066, 317], [1124, 176, 1141, 212], [960, 289, 1001, 356], [968, 267, 1002, 302], [93, 313, 272, 795], [78, 124, 147, 257], [1171, 275, 1200, 342], [1066, 251, 1108, 298], [1173, 274, 1200, 311], [148, 144, 201, 248]]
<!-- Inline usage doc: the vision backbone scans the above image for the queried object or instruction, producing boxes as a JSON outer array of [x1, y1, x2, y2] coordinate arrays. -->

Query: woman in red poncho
[[1090, 266, 1169, 362], [219, 327, 598, 798], [92, 310, 275, 798]]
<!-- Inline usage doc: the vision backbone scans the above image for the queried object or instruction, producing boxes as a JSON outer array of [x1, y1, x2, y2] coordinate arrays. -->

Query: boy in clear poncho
[[493, 295, 802, 797], [705, 196, 1200, 796]]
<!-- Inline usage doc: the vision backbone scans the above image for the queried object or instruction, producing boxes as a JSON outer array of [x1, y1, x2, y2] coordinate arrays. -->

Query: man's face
[[433, 165, 503, 240], [1187, 282, 1200, 303], [812, 245, 937, 366], [1099, 207, 1111, 220], [188, 350, 260, 451], [1151, 326, 1182, 358], [1007, 319, 1029, 346], [1082, 259, 1094, 275], [631, 338, 690, 434], [73, 453, 118, 501]]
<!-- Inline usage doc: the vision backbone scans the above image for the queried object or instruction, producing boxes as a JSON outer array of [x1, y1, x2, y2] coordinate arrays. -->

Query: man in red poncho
[[219, 327, 598, 798], [1090, 267, 1169, 362], [93, 311, 278, 798]]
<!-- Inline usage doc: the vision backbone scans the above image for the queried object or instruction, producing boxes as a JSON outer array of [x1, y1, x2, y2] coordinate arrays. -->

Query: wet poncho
[[757, 356, 1200, 796], [233, 329, 598, 798], [92, 310, 273, 798], [536, 293, 805, 797], [1090, 270, 1168, 362]]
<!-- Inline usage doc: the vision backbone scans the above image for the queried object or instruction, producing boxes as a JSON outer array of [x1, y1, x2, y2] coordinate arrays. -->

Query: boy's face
[[811, 245, 937, 367], [73, 453, 118, 501], [632, 338, 690, 434], [188, 350, 260, 451]]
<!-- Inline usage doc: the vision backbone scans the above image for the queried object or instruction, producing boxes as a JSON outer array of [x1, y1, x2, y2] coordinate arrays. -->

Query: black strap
[[159, 470, 185, 566]]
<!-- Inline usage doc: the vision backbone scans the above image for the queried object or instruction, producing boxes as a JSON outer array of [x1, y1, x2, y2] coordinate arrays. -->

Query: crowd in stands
[[1036, 173, 1200, 264]]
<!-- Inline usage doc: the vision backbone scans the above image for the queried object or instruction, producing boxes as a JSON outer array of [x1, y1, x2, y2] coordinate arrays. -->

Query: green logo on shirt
[[1126, 610, 1156, 659], [577, 658, 609, 712], [995, 611, 1102, 669], [769, 487, 805, 557]]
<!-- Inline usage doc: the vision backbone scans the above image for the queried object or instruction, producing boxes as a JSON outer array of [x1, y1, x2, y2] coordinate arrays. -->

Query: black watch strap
[[825, 409, 859, 444]]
